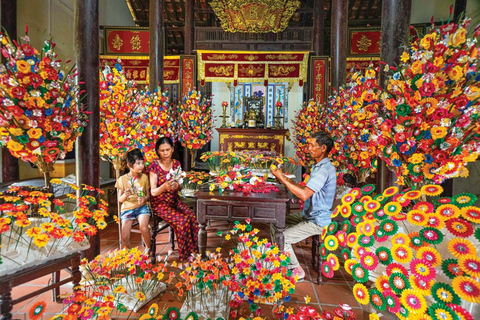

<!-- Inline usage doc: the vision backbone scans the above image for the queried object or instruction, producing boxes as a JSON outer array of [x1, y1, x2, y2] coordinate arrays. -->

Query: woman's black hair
[[155, 136, 174, 158]]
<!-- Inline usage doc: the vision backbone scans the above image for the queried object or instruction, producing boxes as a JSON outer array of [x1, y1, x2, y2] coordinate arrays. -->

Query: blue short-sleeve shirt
[[302, 157, 337, 227]]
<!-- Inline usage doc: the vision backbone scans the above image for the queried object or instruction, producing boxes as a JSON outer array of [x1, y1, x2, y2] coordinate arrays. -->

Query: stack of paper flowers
[[292, 100, 323, 168], [320, 182, 480, 320], [326, 67, 380, 183], [178, 89, 213, 151], [0, 28, 87, 178], [376, 17, 480, 187]]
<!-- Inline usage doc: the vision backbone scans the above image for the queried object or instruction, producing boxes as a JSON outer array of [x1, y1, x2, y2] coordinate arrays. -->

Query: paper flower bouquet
[[326, 67, 380, 183], [0, 179, 107, 274], [0, 29, 88, 183], [178, 89, 213, 151], [292, 100, 323, 168], [376, 18, 480, 187], [99, 62, 146, 170]]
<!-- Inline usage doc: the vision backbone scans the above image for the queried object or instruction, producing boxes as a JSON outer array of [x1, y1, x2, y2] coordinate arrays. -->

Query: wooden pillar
[[75, 0, 100, 260], [149, 0, 164, 93], [182, 0, 195, 171], [313, 0, 324, 56], [377, 0, 412, 192], [454, 0, 467, 22], [1, 0, 19, 183], [184, 0, 195, 55], [330, 0, 348, 91]]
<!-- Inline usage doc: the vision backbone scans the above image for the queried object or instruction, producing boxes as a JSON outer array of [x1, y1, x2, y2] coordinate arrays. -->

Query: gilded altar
[[216, 128, 289, 155]]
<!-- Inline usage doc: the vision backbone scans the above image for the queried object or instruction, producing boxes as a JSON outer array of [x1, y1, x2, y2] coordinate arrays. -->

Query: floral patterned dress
[[148, 159, 199, 261]]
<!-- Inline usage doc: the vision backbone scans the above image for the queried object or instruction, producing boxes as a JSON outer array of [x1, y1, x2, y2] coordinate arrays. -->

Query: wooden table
[[0, 252, 81, 320], [195, 185, 290, 257]]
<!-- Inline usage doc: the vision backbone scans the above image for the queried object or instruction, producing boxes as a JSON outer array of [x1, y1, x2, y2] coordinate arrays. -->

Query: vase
[[180, 286, 232, 320], [112, 278, 167, 312]]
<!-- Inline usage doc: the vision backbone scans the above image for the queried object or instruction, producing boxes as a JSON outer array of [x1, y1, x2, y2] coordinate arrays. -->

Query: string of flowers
[[0, 27, 88, 187], [376, 16, 480, 188]]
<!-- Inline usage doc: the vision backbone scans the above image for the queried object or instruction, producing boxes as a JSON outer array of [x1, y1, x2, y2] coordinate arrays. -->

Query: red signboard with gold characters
[[197, 50, 309, 86], [309, 56, 328, 104], [100, 55, 180, 85], [348, 25, 425, 56], [105, 27, 150, 55], [180, 55, 196, 97]]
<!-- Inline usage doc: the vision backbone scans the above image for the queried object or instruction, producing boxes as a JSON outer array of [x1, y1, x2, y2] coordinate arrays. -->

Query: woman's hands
[[161, 180, 180, 192]]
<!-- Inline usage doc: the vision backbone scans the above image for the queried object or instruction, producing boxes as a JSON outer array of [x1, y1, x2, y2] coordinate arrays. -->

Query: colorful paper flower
[[428, 303, 458, 320], [376, 246, 393, 265], [419, 227, 444, 245], [392, 244, 413, 264], [410, 259, 436, 282], [353, 283, 370, 305], [445, 218, 474, 237], [458, 255, 480, 278], [400, 289, 427, 315], [441, 258, 465, 279], [369, 288, 387, 311], [431, 283, 461, 305], [351, 263, 369, 283], [416, 247, 442, 268], [383, 290, 401, 314], [447, 238, 477, 258]]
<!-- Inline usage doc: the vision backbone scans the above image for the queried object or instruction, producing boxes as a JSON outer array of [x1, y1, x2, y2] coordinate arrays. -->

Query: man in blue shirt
[[271, 131, 337, 281]]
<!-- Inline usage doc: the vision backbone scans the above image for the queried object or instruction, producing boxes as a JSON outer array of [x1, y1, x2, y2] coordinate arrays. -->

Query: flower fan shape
[[377, 18, 480, 188], [0, 31, 87, 173]]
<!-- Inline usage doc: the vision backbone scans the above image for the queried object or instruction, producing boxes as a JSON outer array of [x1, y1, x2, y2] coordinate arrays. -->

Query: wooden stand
[[216, 128, 288, 154], [0, 252, 81, 320]]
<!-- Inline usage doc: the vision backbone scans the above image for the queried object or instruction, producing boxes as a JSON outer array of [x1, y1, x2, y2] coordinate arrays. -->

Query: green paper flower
[[428, 303, 459, 320], [452, 193, 477, 208], [327, 221, 338, 235], [419, 227, 444, 245], [369, 288, 387, 311], [379, 219, 398, 236], [431, 282, 461, 305], [395, 103, 411, 116], [376, 246, 393, 265], [352, 263, 369, 283], [358, 234, 375, 247], [341, 220, 352, 233], [352, 201, 366, 216], [361, 184, 375, 195], [441, 258, 462, 280], [389, 273, 410, 295], [475, 228, 480, 242]]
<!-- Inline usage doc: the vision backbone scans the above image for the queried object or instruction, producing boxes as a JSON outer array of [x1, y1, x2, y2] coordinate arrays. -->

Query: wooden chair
[[130, 203, 175, 262], [310, 234, 323, 285]]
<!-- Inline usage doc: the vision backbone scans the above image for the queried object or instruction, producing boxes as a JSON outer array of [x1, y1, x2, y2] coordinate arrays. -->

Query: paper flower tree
[[99, 62, 146, 171], [0, 29, 87, 185], [376, 18, 480, 187], [326, 67, 380, 183], [178, 89, 213, 152], [135, 87, 174, 165]]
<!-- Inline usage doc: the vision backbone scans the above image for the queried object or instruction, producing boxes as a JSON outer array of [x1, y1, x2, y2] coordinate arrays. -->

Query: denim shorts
[[120, 204, 151, 221]]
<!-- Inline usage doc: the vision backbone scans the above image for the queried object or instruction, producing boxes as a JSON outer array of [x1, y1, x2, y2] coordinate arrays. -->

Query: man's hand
[[270, 165, 283, 182]]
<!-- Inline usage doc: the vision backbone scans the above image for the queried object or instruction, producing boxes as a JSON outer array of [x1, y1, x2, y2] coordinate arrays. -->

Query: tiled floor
[[10, 218, 372, 320]]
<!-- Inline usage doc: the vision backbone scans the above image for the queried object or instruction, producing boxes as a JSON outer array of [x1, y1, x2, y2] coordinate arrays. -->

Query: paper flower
[[376, 18, 480, 188], [178, 89, 213, 151], [0, 30, 87, 177], [292, 100, 323, 167]]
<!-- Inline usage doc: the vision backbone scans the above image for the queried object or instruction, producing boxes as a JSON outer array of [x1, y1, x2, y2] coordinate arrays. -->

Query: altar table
[[195, 185, 290, 257]]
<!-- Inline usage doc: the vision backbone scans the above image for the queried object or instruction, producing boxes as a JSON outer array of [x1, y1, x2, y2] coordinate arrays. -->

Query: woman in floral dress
[[148, 137, 199, 261]]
